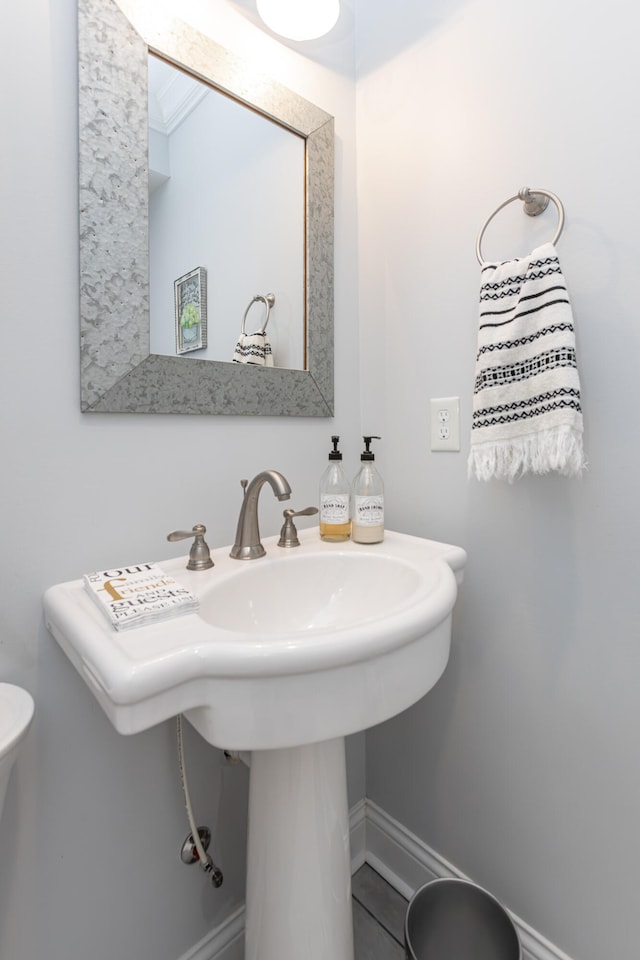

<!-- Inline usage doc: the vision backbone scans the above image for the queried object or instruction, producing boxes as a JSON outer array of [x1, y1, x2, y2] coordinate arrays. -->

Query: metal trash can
[[405, 878, 521, 960]]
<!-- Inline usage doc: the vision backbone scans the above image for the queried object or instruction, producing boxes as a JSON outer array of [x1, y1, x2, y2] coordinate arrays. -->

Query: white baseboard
[[349, 797, 367, 873], [363, 799, 575, 960], [177, 904, 245, 960], [177, 798, 574, 960]]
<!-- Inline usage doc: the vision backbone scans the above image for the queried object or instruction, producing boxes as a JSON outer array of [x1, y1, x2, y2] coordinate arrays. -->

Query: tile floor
[[352, 864, 408, 960]]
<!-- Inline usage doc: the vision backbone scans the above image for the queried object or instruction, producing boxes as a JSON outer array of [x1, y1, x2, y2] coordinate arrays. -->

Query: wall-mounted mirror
[[78, 0, 334, 415]]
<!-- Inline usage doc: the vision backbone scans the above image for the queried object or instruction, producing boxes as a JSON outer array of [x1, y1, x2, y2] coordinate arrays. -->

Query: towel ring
[[476, 187, 565, 265], [241, 293, 275, 335]]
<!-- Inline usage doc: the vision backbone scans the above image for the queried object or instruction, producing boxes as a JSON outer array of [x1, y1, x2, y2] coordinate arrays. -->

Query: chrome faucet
[[230, 470, 292, 560]]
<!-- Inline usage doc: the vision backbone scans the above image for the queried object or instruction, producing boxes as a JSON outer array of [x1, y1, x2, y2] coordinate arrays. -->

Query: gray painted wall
[[356, 2, 640, 959], [0, 1, 361, 958]]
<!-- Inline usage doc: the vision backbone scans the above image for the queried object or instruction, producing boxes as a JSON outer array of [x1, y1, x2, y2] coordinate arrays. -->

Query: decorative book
[[83, 563, 199, 632]]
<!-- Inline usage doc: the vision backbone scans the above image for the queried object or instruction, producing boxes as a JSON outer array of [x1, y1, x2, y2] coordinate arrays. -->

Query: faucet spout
[[230, 470, 292, 560]]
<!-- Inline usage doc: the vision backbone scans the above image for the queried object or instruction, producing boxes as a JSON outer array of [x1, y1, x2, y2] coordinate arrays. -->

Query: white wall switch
[[430, 397, 460, 451]]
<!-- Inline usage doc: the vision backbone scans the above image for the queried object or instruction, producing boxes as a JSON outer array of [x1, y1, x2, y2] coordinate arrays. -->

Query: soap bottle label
[[320, 494, 349, 524], [353, 495, 384, 526]]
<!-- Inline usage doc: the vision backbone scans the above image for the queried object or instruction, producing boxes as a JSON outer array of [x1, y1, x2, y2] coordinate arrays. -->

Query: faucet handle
[[278, 507, 319, 549], [167, 523, 214, 571]]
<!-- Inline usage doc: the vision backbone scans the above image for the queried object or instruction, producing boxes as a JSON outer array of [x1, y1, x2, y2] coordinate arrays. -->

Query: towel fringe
[[468, 424, 586, 483]]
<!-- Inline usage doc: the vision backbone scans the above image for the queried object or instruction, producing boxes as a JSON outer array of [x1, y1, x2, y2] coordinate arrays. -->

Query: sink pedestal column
[[245, 737, 353, 960]]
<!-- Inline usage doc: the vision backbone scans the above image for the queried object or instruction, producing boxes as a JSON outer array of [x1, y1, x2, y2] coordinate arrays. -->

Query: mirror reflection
[[78, 0, 334, 416], [148, 55, 306, 370]]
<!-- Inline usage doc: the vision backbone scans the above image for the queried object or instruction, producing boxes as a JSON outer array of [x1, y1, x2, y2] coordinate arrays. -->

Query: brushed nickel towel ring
[[242, 293, 275, 335], [476, 187, 565, 265]]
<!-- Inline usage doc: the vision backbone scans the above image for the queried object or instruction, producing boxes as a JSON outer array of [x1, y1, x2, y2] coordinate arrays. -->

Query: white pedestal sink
[[44, 529, 466, 960]]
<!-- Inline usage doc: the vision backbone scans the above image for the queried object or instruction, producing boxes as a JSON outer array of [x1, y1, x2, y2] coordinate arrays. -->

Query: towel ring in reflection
[[476, 187, 565, 265], [241, 293, 275, 335]]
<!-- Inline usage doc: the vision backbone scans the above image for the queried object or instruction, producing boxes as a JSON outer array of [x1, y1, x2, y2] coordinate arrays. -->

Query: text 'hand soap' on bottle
[[319, 436, 351, 542], [351, 436, 384, 544]]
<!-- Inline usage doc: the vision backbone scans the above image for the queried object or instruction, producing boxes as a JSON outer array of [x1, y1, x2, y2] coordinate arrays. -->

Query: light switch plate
[[430, 397, 460, 451]]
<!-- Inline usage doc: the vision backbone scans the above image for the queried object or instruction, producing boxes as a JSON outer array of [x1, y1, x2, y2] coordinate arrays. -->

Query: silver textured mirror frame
[[79, 0, 334, 415]]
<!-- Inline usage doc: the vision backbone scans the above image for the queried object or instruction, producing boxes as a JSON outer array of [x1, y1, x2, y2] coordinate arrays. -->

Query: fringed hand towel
[[468, 242, 585, 482], [232, 332, 274, 366], [232, 294, 275, 366]]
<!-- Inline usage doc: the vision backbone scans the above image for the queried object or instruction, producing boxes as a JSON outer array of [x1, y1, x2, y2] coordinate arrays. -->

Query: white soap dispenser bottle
[[319, 436, 351, 542], [351, 436, 384, 544]]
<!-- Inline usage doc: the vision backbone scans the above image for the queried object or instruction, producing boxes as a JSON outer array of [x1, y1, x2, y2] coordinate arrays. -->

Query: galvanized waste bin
[[405, 878, 521, 960]]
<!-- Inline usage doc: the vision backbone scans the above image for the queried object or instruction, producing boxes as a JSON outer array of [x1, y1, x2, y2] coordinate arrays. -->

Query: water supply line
[[176, 714, 223, 888]]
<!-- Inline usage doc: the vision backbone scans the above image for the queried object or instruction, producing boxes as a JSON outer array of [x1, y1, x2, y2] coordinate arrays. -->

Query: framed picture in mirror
[[175, 266, 207, 355]]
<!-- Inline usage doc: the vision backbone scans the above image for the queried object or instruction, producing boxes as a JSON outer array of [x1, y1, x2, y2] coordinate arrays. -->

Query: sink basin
[[199, 550, 423, 634], [44, 529, 465, 751], [44, 527, 466, 960]]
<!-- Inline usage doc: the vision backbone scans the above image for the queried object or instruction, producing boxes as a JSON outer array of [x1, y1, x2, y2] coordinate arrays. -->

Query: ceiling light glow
[[256, 0, 340, 41]]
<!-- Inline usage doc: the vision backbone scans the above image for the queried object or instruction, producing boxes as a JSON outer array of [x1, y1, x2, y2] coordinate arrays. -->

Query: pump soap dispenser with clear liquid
[[319, 436, 351, 542], [351, 436, 384, 544]]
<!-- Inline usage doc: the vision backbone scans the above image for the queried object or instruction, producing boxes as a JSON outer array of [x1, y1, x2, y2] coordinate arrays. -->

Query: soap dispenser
[[319, 435, 351, 542], [351, 436, 384, 544]]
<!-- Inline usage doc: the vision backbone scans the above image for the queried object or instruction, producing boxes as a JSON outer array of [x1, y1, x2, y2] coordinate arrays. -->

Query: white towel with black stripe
[[232, 332, 274, 366], [468, 242, 586, 482]]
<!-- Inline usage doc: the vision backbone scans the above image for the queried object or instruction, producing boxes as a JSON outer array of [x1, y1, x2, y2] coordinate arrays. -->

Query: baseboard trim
[[349, 796, 367, 873], [363, 799, 575, 960], [177, 904, 245, 960], [177, 798, 574, 960]]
